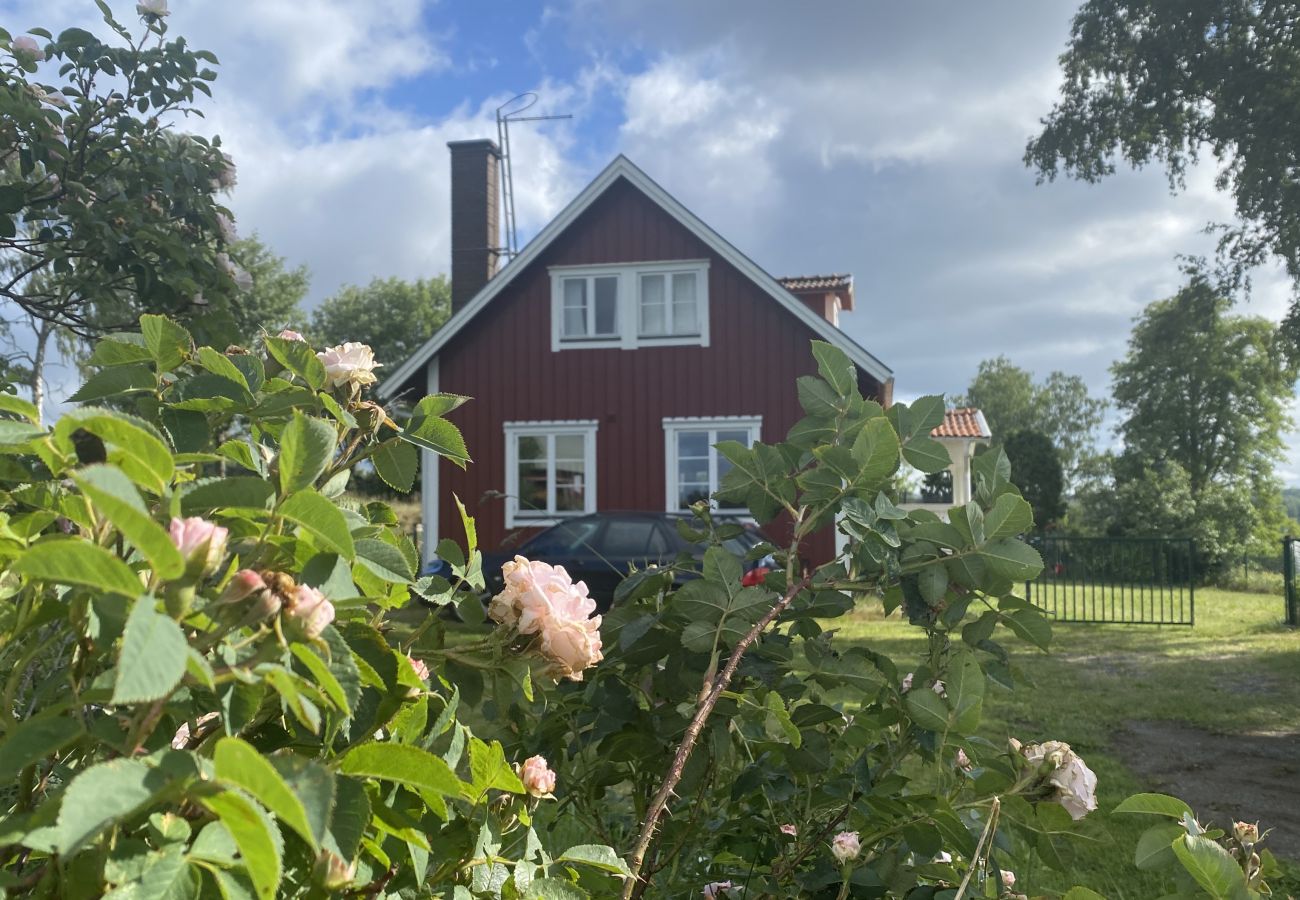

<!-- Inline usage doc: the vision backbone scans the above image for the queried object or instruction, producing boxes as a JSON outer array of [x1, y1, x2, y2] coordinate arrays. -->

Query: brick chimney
[[777, 274, 854, 327], [448, 139, 502, 312]]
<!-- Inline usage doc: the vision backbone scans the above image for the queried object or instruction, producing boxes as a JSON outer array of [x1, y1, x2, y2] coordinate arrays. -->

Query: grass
[[832, 588, 1300, 897]]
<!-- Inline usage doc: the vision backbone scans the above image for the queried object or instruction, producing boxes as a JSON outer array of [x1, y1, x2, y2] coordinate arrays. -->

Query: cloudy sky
[[8, 0, 1300, 479]]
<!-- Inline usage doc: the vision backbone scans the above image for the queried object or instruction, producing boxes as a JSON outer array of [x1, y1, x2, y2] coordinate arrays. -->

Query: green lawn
[[833, 588, 1300, 897]]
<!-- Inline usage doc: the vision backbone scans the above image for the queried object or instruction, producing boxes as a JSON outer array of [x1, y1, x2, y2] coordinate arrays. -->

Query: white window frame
[[550, 260, 710, 351], [662, 416, 762, 513], [504, 420, 598, 528]]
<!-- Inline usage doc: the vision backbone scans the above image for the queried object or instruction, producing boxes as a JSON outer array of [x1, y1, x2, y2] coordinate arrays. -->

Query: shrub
[[0, 323, 1280, 898]]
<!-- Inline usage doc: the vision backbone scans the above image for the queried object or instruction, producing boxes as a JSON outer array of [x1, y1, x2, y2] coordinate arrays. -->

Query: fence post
[[1285, 536, 1296, 627]]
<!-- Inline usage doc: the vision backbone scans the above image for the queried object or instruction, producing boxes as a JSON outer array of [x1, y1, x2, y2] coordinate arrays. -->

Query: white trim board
[[503, 419, 599, 528], [420, 358, 439, 561], [379, 155, 894, 399]]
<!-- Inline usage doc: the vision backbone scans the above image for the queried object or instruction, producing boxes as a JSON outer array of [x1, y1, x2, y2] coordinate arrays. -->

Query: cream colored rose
[[277, 329, 306, 342], [1022, 740, 1098, 821], [137, 0, 169, 17], [518, 755, 556, 797], [490, 556, 604, 681], [702, 882, 734, 899], [317, 342, 381, 389], [289, 584, 335, 639], [12, 36, 44, 62], [540, 615, 604, 682]]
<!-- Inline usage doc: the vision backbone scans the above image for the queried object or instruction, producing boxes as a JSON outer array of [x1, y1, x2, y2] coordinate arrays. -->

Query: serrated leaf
[[903, 436, 951, 474], [985, 493, 1034, 540], [336, 743, 468, 799], [811, 340, 856, 398], [52, 758, 161, 854], [268, 756, 335, 848], [1134, 822, 1183, 871], [265, 337, 325, 390], [355, 537, 413, 583], [1172, 834, 1251, 899], [113, 596, 188, 704], [140, 315, 193, 371], [0, 711, 83, 783], [278, 412, 336, 494], [87, 335, 153, 368], [198, 791, 282, 900], [555, 844, 632, 877], [917, 562, 947, 603], [74, 465, 184, 579], [1004, 607, 1052, 651], [59, 410, 174, 493], [977, 538, 1043, 581], [14, 538, 142, 597], [67, 364, 156, 403], [279, 490, 355, 560], [214, 738, 317, 850], [371, 438, 418, 493], [1113, 793, 1195, 819], [181, 477, 275, 514], [399, 415, 469, 468]]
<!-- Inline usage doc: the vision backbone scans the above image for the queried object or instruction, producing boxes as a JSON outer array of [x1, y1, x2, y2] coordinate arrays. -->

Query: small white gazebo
[[898, 407, 992, 515]]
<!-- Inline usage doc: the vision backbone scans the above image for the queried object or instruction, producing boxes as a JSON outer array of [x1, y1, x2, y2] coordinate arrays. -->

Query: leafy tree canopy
[[955, 356, 1106, 485], [1026, 0, 1300, 348], [309, 275, 450, 378], [1000, 430, 1066, 530]]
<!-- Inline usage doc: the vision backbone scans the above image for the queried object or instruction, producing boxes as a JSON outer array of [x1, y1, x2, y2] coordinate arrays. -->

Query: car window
[[599, 519, 660, 557], [523, 520, 602, 555]]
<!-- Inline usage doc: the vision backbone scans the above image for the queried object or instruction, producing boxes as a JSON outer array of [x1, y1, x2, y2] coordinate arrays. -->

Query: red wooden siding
[[434, 176, 886, 565]]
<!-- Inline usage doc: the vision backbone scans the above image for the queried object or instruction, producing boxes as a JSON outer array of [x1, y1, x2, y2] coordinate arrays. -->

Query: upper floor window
[[550, 260, 709, 351]]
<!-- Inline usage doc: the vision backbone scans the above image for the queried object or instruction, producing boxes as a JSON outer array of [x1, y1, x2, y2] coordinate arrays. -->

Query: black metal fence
[[1026, 536, 1196, 626], [1284, 537, 1300, 626]]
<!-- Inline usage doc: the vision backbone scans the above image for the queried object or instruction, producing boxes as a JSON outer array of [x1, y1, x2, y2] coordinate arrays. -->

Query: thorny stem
[[953, 796, 1001, 900], [622, 572, 813, 900]]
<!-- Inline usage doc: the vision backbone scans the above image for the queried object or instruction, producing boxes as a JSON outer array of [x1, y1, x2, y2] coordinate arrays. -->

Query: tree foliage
[[0, 10, 245, 336], [1026, 0, 1300, 346], [1000, 430, 1066, 530], [309, 276, 450, 379], [956, 356, 1106, 484]]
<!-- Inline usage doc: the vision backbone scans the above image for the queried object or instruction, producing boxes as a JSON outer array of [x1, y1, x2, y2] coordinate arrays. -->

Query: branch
[[622, 572, 813, 899]]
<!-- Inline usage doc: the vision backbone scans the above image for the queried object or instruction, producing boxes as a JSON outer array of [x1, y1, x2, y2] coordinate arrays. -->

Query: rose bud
[[831, 830, 861, 863], [313, 851, 356, 890], [1234, 821, 1260, 845], [169, 516, 229, 578], [218, 569, 266, 605], [287, 584, 334, 639], [518, 755, 556, 797]]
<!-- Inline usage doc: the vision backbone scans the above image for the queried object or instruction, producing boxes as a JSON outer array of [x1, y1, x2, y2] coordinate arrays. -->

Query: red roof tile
[[932, 407, 991, 439], [778, 274, 852, 292]]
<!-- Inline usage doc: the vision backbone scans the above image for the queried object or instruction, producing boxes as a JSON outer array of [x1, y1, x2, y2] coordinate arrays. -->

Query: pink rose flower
[[831, 830, 860, 863], [137, 0, 169, 17], [954, 748, 972, 772], [211, 152, 237, 191], [518, 755, 556, 797], [317, 342, 381, 390], [780, 823, 797, 837], [11, 36, 44, 62], [489, 557, 603, 681], [216, 212, 237, 243], [1234, 821, 1259, 844], [277, 329, 306, 342], [169, 516, 229, 576], [702, 882, 734, 899], [1002, 870, 1016, 888], [289, 584, 334, 639]]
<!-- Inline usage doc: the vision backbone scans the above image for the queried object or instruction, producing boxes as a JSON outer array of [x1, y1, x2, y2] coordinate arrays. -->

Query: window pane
[[672, 273, 698, 334], [600, 520, 655, 556], [716, 428, 751, 446], [527, 520, 600, 554], [555, 459, 585, 511], [594, 276, 618, 335], [517, 436, 546, 460], [555, 434, 585, 460], [562, 279, 587, 337], [678, 483, 710, 508], [639, 274, 666, 334], [677, 431, 709, 458], [678, 459, 709, 483], [518, 460, 548, 514]]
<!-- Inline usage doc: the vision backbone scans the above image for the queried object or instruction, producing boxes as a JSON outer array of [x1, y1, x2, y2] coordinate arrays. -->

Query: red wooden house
[[380, 140, 895, 565]]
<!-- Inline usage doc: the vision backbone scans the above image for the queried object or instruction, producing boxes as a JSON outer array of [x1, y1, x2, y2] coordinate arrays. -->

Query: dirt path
[[1110, 720, 1300, 860]]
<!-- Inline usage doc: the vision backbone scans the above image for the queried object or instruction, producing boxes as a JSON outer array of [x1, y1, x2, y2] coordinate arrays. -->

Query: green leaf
[[278, 412, 336, 494], [74, 465, 184, 580], [555, 844, 633, 878], [1135, 823, 1184, 871], [1113, 793, 1195, 820], [113, 596, 188, 704], [0, 420, 46, 446], [905, 687, 950, 733], [908, 395, 948, 435], [1061, 888, 1108, 900], [0, 393, 40, 424], [1172, 835, 1251, 900], [290, 645, 352, 716], [0, 711, 83, 783], [764, 692, 802, 747], [850, 416, 902, 486], [977, 538, 1043, 581], [13, 538, 143, 597], [180, 477, 275, 514], [917, 562, 948, 603], [371, 438, 418, 493], [214, 739, 317, 850], [902, 436, 951, 474], [140, 315, 193, 371], [355, 538, 413, 583], [198, 791, 282, 900], [336, 743, 468, 800], [88, 335, 153, 368], [268, 756, 335, 848], [67, 363, 155, 402], [196, 347, 250, 390], [278, 490, 355, 560], [1004, 607, 1052, 651], [265, 337, 326, 391], [399, 415, 470, 469], [52, 758, 161, 854], [60, 410, 175, 493], [811, 340, 856, 397], [946, 651, 985, 731], [469, 738, 525, 798], [524, 879, 590, 900], [984, 493, 1034, 540]]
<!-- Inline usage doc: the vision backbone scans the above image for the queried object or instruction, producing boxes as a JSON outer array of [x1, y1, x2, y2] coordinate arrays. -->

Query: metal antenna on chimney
[[496, 92, 572, 259]]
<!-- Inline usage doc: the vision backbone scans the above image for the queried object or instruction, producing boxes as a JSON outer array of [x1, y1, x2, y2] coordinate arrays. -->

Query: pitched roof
[[778, 274, 852, 291], [379, 155, 893, 398], [932, 407, 992, 439]]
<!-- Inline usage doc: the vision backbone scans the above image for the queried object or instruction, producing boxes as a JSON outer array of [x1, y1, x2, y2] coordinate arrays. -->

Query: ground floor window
[[662, 416, 761, 512], [504, 421, 598, 527]]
